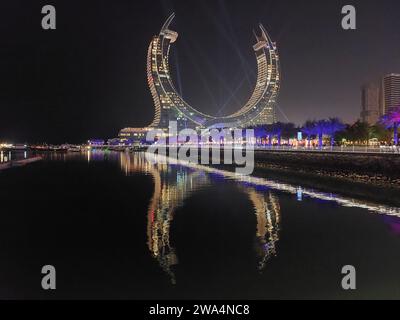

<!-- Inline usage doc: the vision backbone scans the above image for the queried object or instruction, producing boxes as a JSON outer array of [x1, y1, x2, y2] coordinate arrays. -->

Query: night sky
[[1, 0, 400, 143]]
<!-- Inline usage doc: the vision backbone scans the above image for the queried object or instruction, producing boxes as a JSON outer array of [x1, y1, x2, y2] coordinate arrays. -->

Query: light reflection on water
[[0, 151, 12, 163], [117, 151, 400, 283], [0, 151, 28, 163], [119, 152, 281, 284], [144, 153, 400, 217], [49, 150, 400, 285]]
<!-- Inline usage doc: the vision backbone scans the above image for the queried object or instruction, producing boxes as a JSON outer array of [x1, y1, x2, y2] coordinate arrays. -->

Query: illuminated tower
[[145, 13, 280, 130]]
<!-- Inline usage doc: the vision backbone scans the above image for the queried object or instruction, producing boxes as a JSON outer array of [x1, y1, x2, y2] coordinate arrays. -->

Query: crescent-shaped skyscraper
[[119, 13, 280, 138]]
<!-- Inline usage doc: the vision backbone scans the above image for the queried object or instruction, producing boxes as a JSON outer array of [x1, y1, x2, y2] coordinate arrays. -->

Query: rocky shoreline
[[255, 151, 400, 188], [249, 150, 400, 207], [253, 150, 400, 187]]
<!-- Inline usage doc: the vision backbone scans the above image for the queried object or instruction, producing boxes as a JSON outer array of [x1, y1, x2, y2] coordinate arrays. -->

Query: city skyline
[[1, 0, 400, 143], [360, 73, 400, 125]]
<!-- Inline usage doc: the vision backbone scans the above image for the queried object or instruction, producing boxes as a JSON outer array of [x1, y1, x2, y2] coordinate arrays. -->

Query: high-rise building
[[360, 83, 380, 124], [382, 73, 400, 114], [120, 13, 280, 136]]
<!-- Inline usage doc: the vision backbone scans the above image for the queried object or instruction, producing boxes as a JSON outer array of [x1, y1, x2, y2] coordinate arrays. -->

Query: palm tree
[[347, 120, 370, 144], [253, 125, 267, 144], [271, 122, 285, 146], [302, 120, 316, 148], [264, 124, 274, 146], [314, 120, 328, 149], [380, 107, 400, 145], [282, 122, 297, 144], [325, 118, 346, 147], [369, 123, 391, 144]]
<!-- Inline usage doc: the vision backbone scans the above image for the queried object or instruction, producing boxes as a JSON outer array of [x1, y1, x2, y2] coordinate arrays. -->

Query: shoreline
[[0, 156, 43, 171], [253, 150, 400, 189], [150, 147, 400, 189]]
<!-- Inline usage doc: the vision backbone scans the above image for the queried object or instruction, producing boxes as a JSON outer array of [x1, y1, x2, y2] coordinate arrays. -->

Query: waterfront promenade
[[253, 145, 400, 154]]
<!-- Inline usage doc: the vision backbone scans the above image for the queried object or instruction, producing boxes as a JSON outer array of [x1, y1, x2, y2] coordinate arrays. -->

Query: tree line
[[250, 107, 400, 147]]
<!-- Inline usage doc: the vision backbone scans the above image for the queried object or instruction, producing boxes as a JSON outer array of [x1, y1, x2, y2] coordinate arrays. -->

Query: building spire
[[160, 12, 175, 33]]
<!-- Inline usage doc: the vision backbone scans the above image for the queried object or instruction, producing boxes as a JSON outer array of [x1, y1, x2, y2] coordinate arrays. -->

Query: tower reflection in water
[[120, 152, 281, 284]]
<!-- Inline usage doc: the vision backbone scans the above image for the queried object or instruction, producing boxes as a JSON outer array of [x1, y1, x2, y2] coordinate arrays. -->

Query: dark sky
[[1, 0, 400, 143]]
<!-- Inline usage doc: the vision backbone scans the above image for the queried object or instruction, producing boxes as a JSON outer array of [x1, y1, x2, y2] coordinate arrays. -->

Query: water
[[0, 151, 400, 299], [0, 150, 28, 163]]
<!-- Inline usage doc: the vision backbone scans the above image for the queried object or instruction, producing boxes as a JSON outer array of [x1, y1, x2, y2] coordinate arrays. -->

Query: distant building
[[88, 139, 105, 146], [107, 138, 132, 146], [382, 73, 400, 114], [360, 83, 380, 124], [118, 127, 150, 145]]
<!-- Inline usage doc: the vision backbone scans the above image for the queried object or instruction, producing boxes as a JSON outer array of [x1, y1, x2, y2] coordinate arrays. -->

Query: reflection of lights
[[383, 216, 400, 235], [120, 152, 400, 281], [147, 153, 400, 217], [246, 188, 280, 271], [120, 152, 282, 281], [297, 187, 303, 201], [120, 152, 212, 284]]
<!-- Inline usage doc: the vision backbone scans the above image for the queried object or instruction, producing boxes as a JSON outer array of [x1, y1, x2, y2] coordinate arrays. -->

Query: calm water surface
[[0, 151, 400, 299]]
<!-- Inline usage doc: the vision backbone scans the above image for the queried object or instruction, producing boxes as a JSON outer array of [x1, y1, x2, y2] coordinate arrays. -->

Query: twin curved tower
[[121, 13, 280, 137]]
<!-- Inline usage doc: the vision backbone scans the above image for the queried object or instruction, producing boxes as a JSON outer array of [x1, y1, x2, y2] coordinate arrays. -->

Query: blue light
[[297, 187, 303, 201], [297, 132, 303, 141]]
